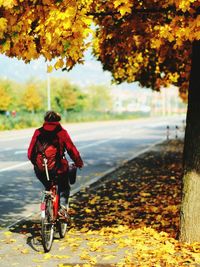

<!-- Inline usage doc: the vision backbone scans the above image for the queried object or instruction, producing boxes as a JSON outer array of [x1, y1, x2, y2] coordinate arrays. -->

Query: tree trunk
[[180, 40, 200, 242]]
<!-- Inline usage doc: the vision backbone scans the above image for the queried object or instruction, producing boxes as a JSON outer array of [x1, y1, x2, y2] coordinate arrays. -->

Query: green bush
[[0, 112, 43, 130], [62, 111, 150, 122], [0, 111, 150, 130]]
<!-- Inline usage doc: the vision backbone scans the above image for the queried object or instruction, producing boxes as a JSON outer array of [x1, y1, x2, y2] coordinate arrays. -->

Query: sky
[[0, 49, 139, 91]]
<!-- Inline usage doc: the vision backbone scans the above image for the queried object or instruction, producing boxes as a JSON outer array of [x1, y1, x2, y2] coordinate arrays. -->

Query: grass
[[0, 111, 150, 130]]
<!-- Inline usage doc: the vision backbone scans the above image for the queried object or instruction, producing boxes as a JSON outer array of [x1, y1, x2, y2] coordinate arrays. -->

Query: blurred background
[[0, 50, 187, 131]]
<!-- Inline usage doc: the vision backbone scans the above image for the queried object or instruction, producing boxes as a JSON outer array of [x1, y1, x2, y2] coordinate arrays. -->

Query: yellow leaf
[[46, 32, 52, 44], [4, 231, 12, 236], [58, 264, 72, 267], [103, 254, 116, 260], [44, 253, 52, 260], [9, 238, 16, 243], [80, 227, 89, 232], [163, 241, 175, 254], [88, 240, 104, 251], [54, 58, 64, 70], [85, 208, 92, 213], [140, 192, 151, 197], [191, 242, 200, 253], [21, 248, 29, 254], [47, 65, 53, 73], [114, 0, 123, 8], [53, 255, 70, 259], [80, 251, 91, 260], [119, 5, 131, 16], [63, 19, 72, 30]]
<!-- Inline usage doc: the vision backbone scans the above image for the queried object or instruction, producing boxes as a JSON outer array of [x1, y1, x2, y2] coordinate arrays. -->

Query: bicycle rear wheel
[[41, 197, 54, 252], [58, 207, 68, 238]]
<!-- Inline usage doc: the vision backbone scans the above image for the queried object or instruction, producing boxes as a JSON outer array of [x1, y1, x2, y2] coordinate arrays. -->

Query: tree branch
[[87, 7, 197, 18]]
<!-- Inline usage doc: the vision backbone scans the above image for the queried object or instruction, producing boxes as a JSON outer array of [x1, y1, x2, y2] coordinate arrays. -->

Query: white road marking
[[0, 161, 30, 173], [2, 135, 126, 172], [2, 141, 117, 172], [0, 127, 158, 173], [0, 139, 118, 172], [79, 137, 120, 150], [14, 150, 27, 155], [0, 148, 12, 152], [0, 136, 31, 142], [12, 139, 117, 156], [13, 138, 120, 155], [6, 213, 34, 229]]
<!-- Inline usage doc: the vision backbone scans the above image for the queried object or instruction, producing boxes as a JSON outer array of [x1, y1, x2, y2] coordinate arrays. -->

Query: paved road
[[0, 116, 185, 228]]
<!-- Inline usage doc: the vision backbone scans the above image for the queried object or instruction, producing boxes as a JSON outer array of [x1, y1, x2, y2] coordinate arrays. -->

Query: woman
[[27, 110, 83, 206]]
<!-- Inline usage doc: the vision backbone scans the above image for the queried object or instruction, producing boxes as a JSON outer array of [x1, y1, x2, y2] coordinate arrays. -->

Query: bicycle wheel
[[58, 207, 68, 238], [41, 197, 54, 252]]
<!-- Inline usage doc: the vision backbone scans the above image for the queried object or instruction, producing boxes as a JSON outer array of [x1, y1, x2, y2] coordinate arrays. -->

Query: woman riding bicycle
[[27, 110, 84, 207]]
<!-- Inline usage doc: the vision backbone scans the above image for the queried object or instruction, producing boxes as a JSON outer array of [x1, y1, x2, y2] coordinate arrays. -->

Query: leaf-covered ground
[[1, 139, 200, 266], [72, 140, 182, 238]]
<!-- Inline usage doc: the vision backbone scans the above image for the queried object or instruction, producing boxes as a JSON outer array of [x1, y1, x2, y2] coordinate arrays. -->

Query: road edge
[[3, 138, 166, 231]]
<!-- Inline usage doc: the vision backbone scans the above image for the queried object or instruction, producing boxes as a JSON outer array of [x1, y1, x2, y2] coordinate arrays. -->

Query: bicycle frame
[[40, 157, 60, 221], [40, 184, 60, 222]]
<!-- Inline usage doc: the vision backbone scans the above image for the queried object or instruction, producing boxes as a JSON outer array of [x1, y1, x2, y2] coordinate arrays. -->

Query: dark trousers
[[34, 167, 70, 204]]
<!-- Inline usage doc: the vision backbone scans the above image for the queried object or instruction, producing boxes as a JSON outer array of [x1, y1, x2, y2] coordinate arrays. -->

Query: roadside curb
[[70, 138, 166, 196], [1, 138, 166, 232]]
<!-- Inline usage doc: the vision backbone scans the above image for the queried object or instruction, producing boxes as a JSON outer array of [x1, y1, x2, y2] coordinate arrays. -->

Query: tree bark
[[180, 40, 200, 242]]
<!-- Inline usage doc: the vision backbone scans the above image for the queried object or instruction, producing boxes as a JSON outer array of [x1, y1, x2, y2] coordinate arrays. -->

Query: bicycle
[[40, 158, 69, 252]]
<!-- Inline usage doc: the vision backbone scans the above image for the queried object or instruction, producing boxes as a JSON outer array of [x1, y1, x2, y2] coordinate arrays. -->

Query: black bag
[[68, 164, 77, 185]]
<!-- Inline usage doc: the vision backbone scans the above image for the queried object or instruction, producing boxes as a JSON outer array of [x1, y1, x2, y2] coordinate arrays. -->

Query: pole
[[47, 72, 51, 110]]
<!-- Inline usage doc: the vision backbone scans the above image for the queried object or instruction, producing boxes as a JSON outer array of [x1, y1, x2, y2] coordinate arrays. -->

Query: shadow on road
[[0, 168, 43, 228], [10, 219, 43, 252]]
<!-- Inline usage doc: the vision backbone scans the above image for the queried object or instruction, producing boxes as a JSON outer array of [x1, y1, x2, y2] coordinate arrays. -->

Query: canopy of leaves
[[89, 0, 200, 100], [0, 0, 200, 99], [0, 0, 92, 70]]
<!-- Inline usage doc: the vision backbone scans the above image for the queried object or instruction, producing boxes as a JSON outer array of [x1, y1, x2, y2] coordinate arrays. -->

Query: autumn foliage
[[0, 0, 92, 70], [0, 84, 11, 111], [90, 0, 200, 100], [0, 0, 199, 101]]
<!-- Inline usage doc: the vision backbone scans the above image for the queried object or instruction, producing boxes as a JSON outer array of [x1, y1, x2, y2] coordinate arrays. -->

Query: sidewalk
[[1, 139, 200, 267]]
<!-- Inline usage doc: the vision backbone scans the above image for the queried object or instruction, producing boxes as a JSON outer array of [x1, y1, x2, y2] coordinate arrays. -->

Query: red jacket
[[27, 121, 83, 169]]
